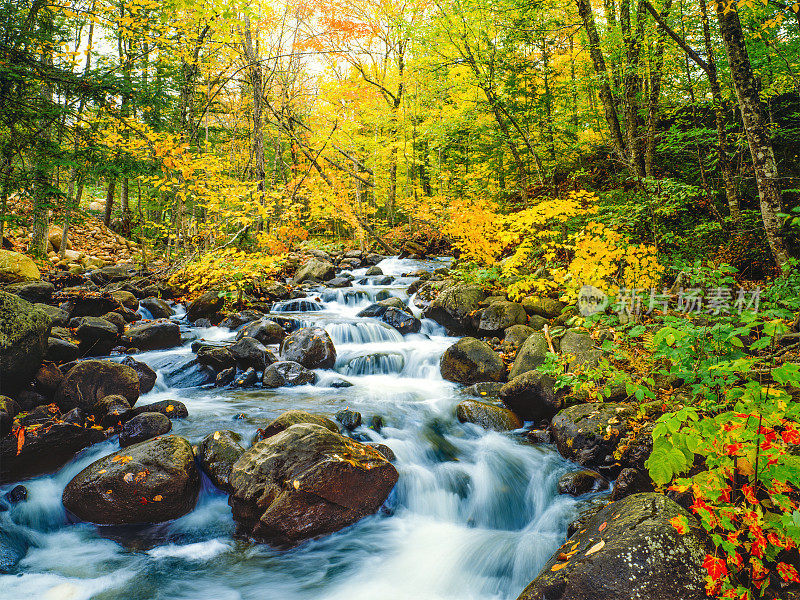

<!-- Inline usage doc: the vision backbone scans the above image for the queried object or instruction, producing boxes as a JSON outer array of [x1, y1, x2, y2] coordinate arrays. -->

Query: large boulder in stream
[[62, 435, 200, 524], [228, 423, 398, 547], [381, 307, 421, 335], [197, 430, 245, 493], [500, 371, 562, 421], [0, 291, 51, 395], [262, 361, 317, 388], [551, 403, 636, 469], [119, 412, 172, 447], [440, 337, 506, 384], [237, 319, 286, 345], [120, 356, 158, 394], [423, 283, 485, 334], [124, 320, 181, 351], [186, 290, 224, 322], [456, 400, 522, 431], [253, 410, 339, 443], [515, 493, 708, 600], [293, 258, 335, 284], [56, 360, 140, 412], [280, 327, 336, 369], [229, 337, 277, 371], [1, 422, 106, 483], [508, 332, 549, 380]]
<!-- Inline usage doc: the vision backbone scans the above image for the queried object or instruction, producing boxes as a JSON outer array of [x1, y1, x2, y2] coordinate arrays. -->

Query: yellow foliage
[[169, 248, 286, 298]]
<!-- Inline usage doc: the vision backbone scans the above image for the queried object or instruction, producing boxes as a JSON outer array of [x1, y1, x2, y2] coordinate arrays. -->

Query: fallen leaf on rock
[[586, 540, 605, 556], [551, 562, 568, 572]]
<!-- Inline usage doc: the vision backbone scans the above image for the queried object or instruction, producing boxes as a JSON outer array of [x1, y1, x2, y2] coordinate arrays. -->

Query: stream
[[0, 256, 607, 600]]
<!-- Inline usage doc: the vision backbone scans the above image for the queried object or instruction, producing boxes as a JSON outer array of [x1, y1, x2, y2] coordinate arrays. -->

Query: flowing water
[[0, 257, 608, 600]]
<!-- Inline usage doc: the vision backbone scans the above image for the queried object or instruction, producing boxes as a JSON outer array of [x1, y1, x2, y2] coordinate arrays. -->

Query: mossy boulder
[[551, 402, 636, 469], [423, 282, 486, 334], [440, 337, 506, 384], [508, 332, 549, 380], [456, 400, 522, 431], [197, 430, 245, 493], [0, 250, 40, 283], [515, 493, 708, 600], [0, 291, 51, 394]]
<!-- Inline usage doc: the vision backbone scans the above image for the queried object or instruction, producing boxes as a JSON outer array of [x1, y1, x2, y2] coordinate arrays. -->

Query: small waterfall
[[325, 321, 404, 344], [271, 299, 325, 312], [339, 352, 406, 375]]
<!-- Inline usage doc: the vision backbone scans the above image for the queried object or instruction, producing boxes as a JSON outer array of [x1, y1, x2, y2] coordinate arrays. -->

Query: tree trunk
[[104, 177, 116, 227], [645, 0, 671, 177], [620, 0, 647, 178], [243, 17, 265, 198], [715, 1, 788, 268]]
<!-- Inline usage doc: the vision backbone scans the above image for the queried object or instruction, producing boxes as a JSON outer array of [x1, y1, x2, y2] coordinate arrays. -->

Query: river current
[[0, 256, 606, 600]]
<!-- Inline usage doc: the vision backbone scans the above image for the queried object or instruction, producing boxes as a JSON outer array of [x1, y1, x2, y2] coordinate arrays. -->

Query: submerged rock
[[456, 400, 522, 432], [62, 435, 200, 525], [229, 423, 398, 547], [515, 493, 708, 600]]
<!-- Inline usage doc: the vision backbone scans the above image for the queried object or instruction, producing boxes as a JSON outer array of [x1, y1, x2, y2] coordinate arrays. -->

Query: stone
[[515, 493, 708, 600], [253, 410, 339, 443], [228, 423, 398, 547], [335, 409, 362, 431], [233, 367, 258, 387], [93, 394, 132, 428], [560, 329, 604, 370], [123, 320, 181, 351], [101, 311, 126, 333], [439, 337, 505, 384], [366, 443, 395, 462], [464, 381, 505, 399], [611, 468, 654, 501], [0, 422, 105, 483], [557, 469, 610, 496], [521, 296, 565, 319], [500, 371, 562, 421], [508, 332, 549, 380], [0, 250, 40, 283], [120, 356, 158, 394], [456, 400, 522, 432], [280, 327, 337, 369], [381, 307, 421, 334], [35, 303, 69, 326], [229, 337, 277, 371], [62, 435, 200, 524], [503, 324, 535, 347], [220, 309, 263, 330], [45, 337, 80, 364], [119, 412, 172, 447], [110, 290, 139, 311], [236, 319, 286, 345], [293, 258, 336, 284], [140, 297, 174, 319], [33, 362, 63, 397], [196, 346, 236, 372], [216, 367, 235, 387], [477, 301, 527, 334], [186, 291, 225, 322], [365, 266, 383, 276], [128, 399, 188, 420], [551, 403, 636, 469], [262, 361, 317, 388], [197, 430, 245, 493], [423, 283, 485, 334], [57, 360, 140, 412], [0, 291, 51, 394], [4, 280, 54, 303], [75, 316, 118, 356]]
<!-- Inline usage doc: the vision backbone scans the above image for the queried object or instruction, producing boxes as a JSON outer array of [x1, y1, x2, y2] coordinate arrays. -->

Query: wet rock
[[0, 422, 105, 483], [196, 346, 236, 372], [56, 291, 121, 319], [259, 280, 290, 300], [101, 311, 126, 334], [611, 468, 654, 500], [114, 306, 141, 323], [128, 399, 188, 420], [293, 258, 335, 284], [515, 493, 708, 600], [503, 324, 535, 347], [365, 266, 383, 276], [423, 282, 485, 334], [220, 309, 263, 330], [57, 360, 140, 412], [110, 290, 139, 311], [193, 318, 212, 328], [364, 253, 384, 266], [234, 367, 258, 387], [253, 410, 339, 443], [123, 320, 181, 351], [500, 371, 562, 421], [236, 319, 286, 345], [557, 469, 610, 496], [197, 430, 245, 493], [18, 403, 60, 426], [229, 337, 277, 371], [229, 423, 398, 547], [75, 316, 119, 356], [560, 329, 604, 370], [120, 356, 158, 394], [186, 291, 225, 322], [335, 409, 362, 431], [0, 396, 19, 437], [463, 382, 505, 399], [327, 276, 352, 288], [93, 394, 132, 428], [216, 367, 235, 387], [521, 296, 565, 319], [456, 400, 522, 432], [0, 250, 40, 283], [62, 435, 200, 524], [477, 301, 527, 334], [527, 429, 552, 444], [366, 442, 395, 461], [381, 307, 421, 334], [508, 332, 549, 379], [439, 337, 505, 384], [62, 407, 85, 426], [329, 378, 353, 388], [377, 297, 411, 312], [35, 303, 69, 327], [0, 524, 29, 573], [280, 327, 337, 369], [551, 403, 636, 469], [46, 337, 80, 364], [617, 422, 655, 472], [33, 362, 63, 397], [357, 303, 388, 318], [0, 291, 51, 395], [119, 412, 172, 447], [140, 297, 174, 319], [262, 361, 317, 388], [3, 485, 27, 504], [5, 280, 54, 304]]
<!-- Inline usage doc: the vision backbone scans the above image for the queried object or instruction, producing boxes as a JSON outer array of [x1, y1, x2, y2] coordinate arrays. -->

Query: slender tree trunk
[[621, 0, 647, 177], [715, 1, 788, 268], [243, 17, 265, 198], [104, 178, 116, 227], [0, 153, 12, 244], [645, 0, 671, 177], [576, 0, 629, 166]]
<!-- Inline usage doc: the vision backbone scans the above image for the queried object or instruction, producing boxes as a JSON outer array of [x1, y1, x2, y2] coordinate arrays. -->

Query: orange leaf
[[15, 427, 25, 455]]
